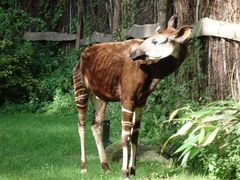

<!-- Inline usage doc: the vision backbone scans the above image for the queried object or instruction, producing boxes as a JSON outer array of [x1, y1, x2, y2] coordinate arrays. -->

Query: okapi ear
[[174, 25, 192, 43], [167, 15, 178, 29], [154, 26, 161, 32]]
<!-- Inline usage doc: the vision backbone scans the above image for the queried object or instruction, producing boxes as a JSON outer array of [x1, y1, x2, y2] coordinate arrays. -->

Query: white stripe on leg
[[128, 107, 144, 173], [78, 124, 87, 173], [122, 145, 129, 171], [129, 144, 136, 169], [91, 125, 108, 168]]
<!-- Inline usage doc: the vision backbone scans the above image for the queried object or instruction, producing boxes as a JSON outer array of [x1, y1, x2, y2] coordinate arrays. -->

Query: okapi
[[73, 16, 192, 179]]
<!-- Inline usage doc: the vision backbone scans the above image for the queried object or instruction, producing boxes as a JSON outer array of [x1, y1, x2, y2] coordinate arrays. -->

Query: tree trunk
[[175, 0, 240, 101], [158, 0, 168, 29], [112, 0, 120, 35], [75, 0, 83, 50]]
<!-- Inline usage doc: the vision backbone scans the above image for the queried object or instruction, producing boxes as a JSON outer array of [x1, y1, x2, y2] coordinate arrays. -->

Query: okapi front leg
[[90, 95, 109, 172], [121, 104, 134, 179], [129, 106, 144, 175]]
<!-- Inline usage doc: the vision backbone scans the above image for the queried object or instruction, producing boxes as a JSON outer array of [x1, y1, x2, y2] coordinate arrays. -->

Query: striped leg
[[121, 104, 134, 179], [73, 73, 89, 174], [128, 106, 144, 175], [90, 95, 110, 172]]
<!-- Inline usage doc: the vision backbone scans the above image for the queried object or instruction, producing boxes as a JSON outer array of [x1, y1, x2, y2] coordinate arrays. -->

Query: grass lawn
[[0, 113, 209, 180]]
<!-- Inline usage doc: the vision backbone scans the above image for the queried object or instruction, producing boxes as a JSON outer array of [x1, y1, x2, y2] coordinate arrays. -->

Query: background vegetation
[[0, 0, 239, 179]]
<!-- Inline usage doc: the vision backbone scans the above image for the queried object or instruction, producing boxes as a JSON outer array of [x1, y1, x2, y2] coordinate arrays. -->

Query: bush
[[0, 6, 80, 112], [0, 7, 45, 105], [205, 135, 240, 179], [0, 47, 80, 113], [41, 89, 76, 114], [163, 100, 240, 179], [34, 47, 79, 103]]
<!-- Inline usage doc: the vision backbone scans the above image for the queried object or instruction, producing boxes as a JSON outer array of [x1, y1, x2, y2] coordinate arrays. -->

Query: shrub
[[0, 7, 45, 105], [41, 89, 76, 114], [0, 6, 80, 112], [163, 100, 240, 179]]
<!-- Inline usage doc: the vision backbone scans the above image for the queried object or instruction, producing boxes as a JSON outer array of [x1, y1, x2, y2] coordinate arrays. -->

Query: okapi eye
[[155, 36, 168, 44], [161, 38, 168, 44], [152, 39, 158, 45]]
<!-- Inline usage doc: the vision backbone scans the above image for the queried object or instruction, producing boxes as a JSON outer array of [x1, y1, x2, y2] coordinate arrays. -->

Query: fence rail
[[23, 18, 240, 44]]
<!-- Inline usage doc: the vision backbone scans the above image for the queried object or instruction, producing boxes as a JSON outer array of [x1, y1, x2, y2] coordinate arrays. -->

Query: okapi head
[[130, 16, 192, 61]]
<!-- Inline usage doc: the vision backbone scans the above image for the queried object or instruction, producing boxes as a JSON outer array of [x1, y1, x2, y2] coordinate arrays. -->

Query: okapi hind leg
[[73, 71, 89, 174], [90, 95, 110, 172], [128, 106, 144, 176]]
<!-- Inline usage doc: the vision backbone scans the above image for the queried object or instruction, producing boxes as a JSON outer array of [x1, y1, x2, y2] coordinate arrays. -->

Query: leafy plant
[[162, 100, 240, 178], [0, 7, 47, 105], [205, 135, 240, 179]]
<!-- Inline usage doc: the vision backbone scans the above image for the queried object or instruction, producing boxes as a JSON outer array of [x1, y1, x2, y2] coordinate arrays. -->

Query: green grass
[[0, 113, 210, 180]]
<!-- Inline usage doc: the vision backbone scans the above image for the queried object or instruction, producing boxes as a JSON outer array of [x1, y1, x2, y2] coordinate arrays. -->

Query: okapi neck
[[140, 46, 187, 79]]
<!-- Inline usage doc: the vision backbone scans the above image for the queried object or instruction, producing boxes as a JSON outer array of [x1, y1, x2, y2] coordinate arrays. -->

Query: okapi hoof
[[80, 160, 86, 174], [101, 162, 110, 172], [129, 167, 136, 176], [122, 169, 129, 180], [81, 169, 87, 174]]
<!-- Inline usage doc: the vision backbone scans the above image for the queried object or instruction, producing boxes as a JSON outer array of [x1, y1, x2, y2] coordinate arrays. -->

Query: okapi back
[[76, 39, 144, 102]]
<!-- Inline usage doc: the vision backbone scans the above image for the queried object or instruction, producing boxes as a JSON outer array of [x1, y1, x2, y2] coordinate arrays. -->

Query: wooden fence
[[23, 18, 240, 45]]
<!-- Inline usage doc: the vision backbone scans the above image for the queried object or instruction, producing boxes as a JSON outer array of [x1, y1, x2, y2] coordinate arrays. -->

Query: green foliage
[[0, 8, 31, 40], [0, 8, 45, 104], [52, 1, 65, 30], [105, 103, 122, 139], [41, 89, 76, 114], [38, 0, 65, 31], [36, 47, 79, 101], [0, 41, 37, 103], [205, 136, 240, 179], [164, 100, 240, 179], [120, 0, 137, 29], [0, 6, 80, 113], [114, 0, 138, 40]]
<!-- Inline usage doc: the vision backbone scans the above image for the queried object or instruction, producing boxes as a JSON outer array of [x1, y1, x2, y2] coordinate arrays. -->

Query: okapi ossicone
[[73, 16, 192, 179]]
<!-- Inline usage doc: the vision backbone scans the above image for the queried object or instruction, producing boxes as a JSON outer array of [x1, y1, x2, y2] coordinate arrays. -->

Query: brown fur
[[74, 39, 187, 108]]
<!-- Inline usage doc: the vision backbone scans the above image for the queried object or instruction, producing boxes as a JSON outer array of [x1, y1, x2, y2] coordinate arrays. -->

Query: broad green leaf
[[189, 109, 216, 120], [189, 148, 200, 160], [224, 108, 240, 116], [198, 128, 205, 144], [204, 100, 234, 108], [161, 134, 178, 154], [181, 151, 190, 167], [199, 128, 220, 147], [233, 103, 240, 110], [176, 121, 194, 136], [169, 107, 192, 121], [178, 146, 192, 160], [188, 124, 213, 140], [164, 117, 192, 123], [174, 134, 200, 154], [202, 114, 236, 123]]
